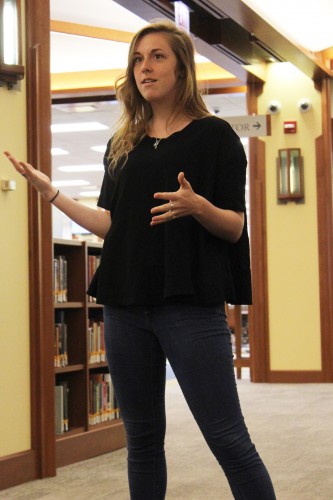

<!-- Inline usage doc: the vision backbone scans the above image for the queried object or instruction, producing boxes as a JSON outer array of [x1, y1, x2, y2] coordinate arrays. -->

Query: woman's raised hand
[[3, 151, 57, 201], [151, 171, 200, 225]]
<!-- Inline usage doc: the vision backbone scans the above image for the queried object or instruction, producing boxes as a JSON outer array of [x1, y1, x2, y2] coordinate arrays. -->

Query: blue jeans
[[104, 303, 276, 500]]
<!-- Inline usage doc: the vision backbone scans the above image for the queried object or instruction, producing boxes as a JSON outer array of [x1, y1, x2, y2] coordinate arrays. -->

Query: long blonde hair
[[109, 19, 210, 170]]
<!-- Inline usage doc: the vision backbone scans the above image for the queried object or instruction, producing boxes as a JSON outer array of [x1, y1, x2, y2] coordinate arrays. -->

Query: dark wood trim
[[25, 0, 55, 478], [246, 83, 270, 382], [56, 422, 126, 468], [0, 451, 38, 490], [268, 371, 324, 383], [315, 78, 333, 382]]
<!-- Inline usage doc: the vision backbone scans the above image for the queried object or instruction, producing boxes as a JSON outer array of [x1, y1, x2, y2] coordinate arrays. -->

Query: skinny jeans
[[103, 303, 276, 500]]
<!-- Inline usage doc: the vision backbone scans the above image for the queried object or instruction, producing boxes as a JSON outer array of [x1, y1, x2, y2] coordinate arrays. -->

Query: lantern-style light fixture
[[0, 0, 24, 88], [277, 148, 304, 202]]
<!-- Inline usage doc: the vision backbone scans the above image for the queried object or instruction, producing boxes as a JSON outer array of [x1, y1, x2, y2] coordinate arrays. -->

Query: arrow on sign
[[222, 115, 271, 137]]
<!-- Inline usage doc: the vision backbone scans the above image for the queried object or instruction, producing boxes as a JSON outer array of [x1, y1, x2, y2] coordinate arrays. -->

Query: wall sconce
[[0, 0, 24, 88], [277, 148, 304, 203]]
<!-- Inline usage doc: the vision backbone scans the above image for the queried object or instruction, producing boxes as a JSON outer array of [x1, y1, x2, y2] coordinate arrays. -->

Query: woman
[[5, 19, 275, 500]]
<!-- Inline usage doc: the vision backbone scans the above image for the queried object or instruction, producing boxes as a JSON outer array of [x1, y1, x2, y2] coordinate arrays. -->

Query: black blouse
[[87, 116, 252, 305]]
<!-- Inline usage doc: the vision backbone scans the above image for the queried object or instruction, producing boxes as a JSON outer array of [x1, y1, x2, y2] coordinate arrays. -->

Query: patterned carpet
[[1, 376, 333, 499]]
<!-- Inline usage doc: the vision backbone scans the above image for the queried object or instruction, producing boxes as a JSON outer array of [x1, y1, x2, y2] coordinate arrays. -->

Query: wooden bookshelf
[[53, 238, 126, 467]]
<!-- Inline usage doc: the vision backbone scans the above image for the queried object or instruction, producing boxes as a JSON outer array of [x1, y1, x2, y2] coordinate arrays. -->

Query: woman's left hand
[[151, 171, 244, 242], [151, 172, 199, 225]]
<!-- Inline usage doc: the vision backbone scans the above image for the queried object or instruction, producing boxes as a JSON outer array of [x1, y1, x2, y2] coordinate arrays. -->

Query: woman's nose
[[141, 59, 152, 73]]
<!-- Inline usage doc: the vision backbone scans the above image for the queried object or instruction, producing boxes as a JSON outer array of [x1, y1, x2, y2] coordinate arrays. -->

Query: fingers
[[178, 171, 191, 189], [151, 200, 173, 216], [151, 171, 191, 226], [150, 210, 176, 226], [4, 151, 28, 176], [154, 172, 191, 202], [150, 200, 178, 226]]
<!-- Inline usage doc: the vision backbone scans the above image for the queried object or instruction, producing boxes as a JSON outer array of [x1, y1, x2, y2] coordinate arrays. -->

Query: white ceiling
[[241, 0, 333, 53], [50, 0, 333, 200]]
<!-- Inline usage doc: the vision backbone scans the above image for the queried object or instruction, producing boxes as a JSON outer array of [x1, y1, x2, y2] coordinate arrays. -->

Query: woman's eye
[[133, 57, 142, 64], [154, 53, 164, 60]]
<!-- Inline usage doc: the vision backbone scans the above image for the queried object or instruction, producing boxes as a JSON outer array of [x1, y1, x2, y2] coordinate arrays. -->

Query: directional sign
[[222, 115, 271, 138]]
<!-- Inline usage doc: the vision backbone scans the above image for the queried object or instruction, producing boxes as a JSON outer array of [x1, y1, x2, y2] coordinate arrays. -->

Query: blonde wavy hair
[[109, 19, 210, 170]]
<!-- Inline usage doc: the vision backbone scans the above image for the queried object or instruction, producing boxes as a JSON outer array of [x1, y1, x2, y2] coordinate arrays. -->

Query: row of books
[[89, 373, 120, 426], [55, 381, 69, 434], [55, 373, 119, 434], [54, 319, 107, 367], [54, 321, 68, 368], [53, 255, 68, 303], [88, 320, 106, 364], [87, 254, 101, 303]]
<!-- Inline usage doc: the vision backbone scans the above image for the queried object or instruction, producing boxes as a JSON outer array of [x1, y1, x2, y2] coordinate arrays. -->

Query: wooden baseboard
[[56, 421, 126, 468], [0, 450, 40, 491], [268, 370, 324, 383]]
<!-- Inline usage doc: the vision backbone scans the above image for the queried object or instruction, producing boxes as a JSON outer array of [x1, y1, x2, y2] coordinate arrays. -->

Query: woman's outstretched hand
[[3, 151, 57, 201], [151, 172, 200, 225]]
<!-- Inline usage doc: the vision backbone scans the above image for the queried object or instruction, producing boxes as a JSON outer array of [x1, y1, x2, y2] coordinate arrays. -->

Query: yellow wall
[[258, 63, 322, 371], [0, 3, 31, 456]]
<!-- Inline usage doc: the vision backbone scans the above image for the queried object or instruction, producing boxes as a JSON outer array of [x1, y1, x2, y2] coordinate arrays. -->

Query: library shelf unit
[[53, 238, 126, 468]]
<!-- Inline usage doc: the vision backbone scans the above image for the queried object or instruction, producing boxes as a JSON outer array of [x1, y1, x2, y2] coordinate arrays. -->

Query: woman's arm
[[4, 151, 111, 239]]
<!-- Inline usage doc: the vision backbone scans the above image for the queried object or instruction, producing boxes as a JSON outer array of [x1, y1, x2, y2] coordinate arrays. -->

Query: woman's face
[[133, 32, 180, 106]]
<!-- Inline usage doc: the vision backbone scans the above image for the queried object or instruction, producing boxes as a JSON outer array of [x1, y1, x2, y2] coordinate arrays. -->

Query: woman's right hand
[[3, 151, 57, 201]]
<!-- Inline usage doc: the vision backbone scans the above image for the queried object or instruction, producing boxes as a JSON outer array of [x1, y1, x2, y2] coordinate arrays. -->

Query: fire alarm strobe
[[284, 121, 297, 134]]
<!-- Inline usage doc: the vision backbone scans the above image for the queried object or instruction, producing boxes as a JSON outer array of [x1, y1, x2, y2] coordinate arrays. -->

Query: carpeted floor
[[1, 376, 333, 499]]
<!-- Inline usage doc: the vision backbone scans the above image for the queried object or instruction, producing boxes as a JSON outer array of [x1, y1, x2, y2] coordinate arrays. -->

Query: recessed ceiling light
[[53, 104, 97, 113], [51, 147, 69, 156], [71, 105, 97, 113], [79, 190, 101, 197], [91, 145, 107, 153], [52, 180, 90, 187], [57, 165, 104, 172], [51, 122, 109, 133]]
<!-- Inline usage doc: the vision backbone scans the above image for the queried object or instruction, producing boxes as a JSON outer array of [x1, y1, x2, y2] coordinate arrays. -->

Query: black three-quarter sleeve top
[[87, 116, 252, 306]]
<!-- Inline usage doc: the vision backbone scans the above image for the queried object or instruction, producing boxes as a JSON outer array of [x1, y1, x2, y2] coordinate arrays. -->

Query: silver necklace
[[153, 137, 162, 149]]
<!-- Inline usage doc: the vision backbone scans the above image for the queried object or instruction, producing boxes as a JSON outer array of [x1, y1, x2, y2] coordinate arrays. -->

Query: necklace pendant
[[153, 138, 161, 149]]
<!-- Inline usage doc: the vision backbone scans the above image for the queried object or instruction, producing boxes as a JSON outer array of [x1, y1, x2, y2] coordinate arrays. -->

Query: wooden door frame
[[26, 0, 55, 478], [0, 0, 55, 490], [246, 83, 271, 382]]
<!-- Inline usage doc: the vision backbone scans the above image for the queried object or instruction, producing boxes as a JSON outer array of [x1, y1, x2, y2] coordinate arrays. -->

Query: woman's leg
[[151, 303, 276, 500], [103, 305, 167, 500]]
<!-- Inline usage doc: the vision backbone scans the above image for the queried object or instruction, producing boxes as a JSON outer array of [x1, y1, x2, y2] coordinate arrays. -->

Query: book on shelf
[[88, 320, 105, 364], [53, 255, 68, 303], [55, 381, 69, 434], [54, 321, 68, 368], [89, 372, 119, 426], [87, 254, 101, 303]]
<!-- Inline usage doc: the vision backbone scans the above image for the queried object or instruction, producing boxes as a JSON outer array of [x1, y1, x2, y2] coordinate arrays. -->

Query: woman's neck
[[149, 112, 191, 139]]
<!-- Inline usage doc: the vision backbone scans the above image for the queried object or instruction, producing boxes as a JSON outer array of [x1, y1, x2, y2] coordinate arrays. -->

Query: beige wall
[[258, 62, 322, 371], [0, 2, 31, 456]]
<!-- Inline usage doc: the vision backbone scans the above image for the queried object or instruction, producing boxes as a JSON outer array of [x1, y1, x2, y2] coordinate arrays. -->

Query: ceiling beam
[[113, 0, 332, 82], [113, 0, 265, 84], [50, 20, 134, 43], [201, 0, 331, 80]]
